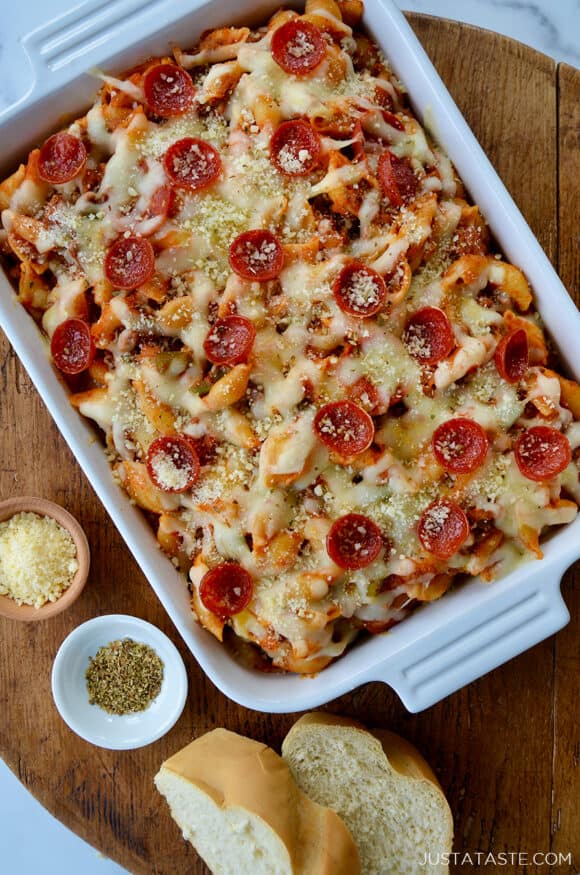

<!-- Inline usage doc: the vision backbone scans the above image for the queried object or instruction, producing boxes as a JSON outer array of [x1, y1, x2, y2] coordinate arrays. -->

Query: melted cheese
[[4, 3, 579, 674]]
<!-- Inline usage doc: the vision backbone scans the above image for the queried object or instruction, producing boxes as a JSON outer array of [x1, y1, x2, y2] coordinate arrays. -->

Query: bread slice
[[281, 713, 453, 875], [154, 728, 361, 875]]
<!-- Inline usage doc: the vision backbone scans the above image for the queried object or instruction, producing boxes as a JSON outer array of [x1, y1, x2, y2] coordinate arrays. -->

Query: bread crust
[[284, 713, 445, 788], [282, 713, 454, 868], [155, 727, 361, 875], [370, 728, 443, 788]]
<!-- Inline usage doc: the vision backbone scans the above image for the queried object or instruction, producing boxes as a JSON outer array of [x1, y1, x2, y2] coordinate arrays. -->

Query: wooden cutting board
[[0, 14, 578, 875]]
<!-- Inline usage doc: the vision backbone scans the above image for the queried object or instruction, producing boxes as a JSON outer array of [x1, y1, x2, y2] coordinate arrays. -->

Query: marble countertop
[[405, 0, 580, 67], [0, 2, 578, 874]]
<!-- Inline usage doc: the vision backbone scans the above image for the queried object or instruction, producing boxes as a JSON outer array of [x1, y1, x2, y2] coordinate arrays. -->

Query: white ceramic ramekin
[[52, 614, 188, 749], [1, 0, 578, 713]]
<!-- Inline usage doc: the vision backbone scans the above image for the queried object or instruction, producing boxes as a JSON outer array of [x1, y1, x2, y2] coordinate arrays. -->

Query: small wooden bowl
[[0, 497, 90, 621]]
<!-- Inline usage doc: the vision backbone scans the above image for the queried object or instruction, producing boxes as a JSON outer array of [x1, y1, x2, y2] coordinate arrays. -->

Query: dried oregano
[[85, 637, 164, 715]]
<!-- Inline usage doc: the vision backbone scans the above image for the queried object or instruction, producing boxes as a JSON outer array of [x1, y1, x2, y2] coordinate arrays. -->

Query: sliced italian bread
[[154, 727, 361, 875], [281, 713, 453, 875]]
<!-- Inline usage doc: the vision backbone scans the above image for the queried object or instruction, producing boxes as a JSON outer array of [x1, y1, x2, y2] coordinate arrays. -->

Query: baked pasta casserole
[[2, 0, 580, 673]]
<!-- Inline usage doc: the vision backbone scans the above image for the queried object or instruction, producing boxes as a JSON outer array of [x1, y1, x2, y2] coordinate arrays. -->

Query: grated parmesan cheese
[[277, 144, 311, 174], [150, 449, 192, 491], [0, 512, 79, 607]]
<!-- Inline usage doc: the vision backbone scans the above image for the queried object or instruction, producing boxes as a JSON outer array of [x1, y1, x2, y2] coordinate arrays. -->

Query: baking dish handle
[[363, 558, 575, 713], [11, 0, 199, 114]]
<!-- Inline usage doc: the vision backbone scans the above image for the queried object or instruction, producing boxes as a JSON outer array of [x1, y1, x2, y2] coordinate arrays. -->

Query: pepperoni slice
[[188, 434, 218, 466], [333, 263, 387, 318], [149, 183, 172, 216], [37, 133, 87, 185], [271, 19, 327, 76], [327, 513, 383, 570], [418, 499, 470, 560], [404, 307, 454, 366], [199, 563, 254, 619], [377, 151, 418, 207], [314, 401, 374, 457], [50, 318, 95, 374], [375, 84, 395, 110], [270, 120, 322, 176], [495, 329, 529, 383], [146, 435, 200, 493], [164, 138, 221, 191], [143, 63, 195, 117], [347, 377, 380, 413], [204, 316, 256, 365], [229, 230, 284, 281], [380, 110, 405, 132], [432, 418, 489, 474], [514, 426, 571, 482], [131, 184, 173, 237], [104, 236, 155, 289]]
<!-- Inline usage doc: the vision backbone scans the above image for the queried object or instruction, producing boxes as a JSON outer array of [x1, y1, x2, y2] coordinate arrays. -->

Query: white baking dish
[[1, 0, 579, 713]]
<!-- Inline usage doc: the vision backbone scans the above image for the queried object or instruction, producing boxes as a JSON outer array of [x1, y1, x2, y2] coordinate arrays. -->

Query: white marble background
[[0, 1, 579, 874], [405, 0, 580, 66]]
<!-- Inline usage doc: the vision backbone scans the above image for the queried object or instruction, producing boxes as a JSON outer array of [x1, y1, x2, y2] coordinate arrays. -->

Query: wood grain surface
[[0, 15, 578, 875]]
